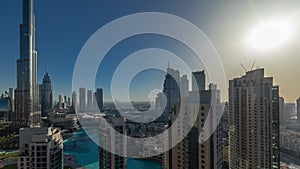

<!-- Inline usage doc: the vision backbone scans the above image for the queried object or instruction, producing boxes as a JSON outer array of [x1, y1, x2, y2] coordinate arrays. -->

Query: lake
[[63, 129, 162, 169]]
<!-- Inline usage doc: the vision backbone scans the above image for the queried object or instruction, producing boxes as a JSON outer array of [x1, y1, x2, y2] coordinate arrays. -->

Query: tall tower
[[180, 75, 189, 97], [72, 92, 77, 113], [40, 72, 53, 116], [297, 97, 300, 122], [279, 97, 285, 123], [94, 88, 103, 112], [192, 71, 205, 91], [228, 69, 280, 169], [14, 0, 41, 127], [99, 117, 126, 169], [87, 90, 93, 112], [161, 67, 180, 122], [79, 88, 86, 113]]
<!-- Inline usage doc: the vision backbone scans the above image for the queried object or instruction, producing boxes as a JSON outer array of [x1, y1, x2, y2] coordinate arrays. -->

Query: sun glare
[[247, 20, 292, 51]]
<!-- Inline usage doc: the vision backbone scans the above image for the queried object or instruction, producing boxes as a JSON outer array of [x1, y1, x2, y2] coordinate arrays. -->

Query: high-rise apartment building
[[87, 90, 93, 112], [279, 97, 285, 123], [161, 67, 180, 122], [297, 97, 300, 122], [180, 75, 189, 97], [228, 69, 280, 169], [155, 92, 166, 110], [94, 88, 103, 112], [192, 71, 205, 91], [79, 88, 86, 113], [284, 103, 295, 121], [18, 127, 63, 169], [0, 97, 12, 124], [164, 70, 222, 169], [8, 88, 14, 112], [58, 95, 67, 109], [39, 72, 53, 116], [14, 0, 41, 127], [72, 92, 77, 113], [99, 117, 126, 169]]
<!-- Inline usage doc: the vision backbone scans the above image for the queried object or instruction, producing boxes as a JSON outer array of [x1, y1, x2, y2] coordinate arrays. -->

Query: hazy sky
[[0, 0, 300, 102]]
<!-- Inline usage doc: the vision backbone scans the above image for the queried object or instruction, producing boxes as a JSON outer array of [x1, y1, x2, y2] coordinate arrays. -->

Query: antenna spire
[[240, 63, 247, 72]]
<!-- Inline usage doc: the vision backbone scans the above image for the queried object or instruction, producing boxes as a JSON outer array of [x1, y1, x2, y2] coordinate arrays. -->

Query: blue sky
[[1, 0, 300, 102]]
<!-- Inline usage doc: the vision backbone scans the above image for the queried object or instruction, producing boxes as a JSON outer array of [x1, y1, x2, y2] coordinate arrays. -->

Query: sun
[[247, 20, 292, 51]]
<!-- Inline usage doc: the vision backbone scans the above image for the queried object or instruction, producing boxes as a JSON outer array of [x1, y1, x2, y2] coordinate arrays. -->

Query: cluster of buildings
[[280, 125, 300, 156], [1, 0, 299, 169], [78, 88, 103, 113], [279, 98, 300, 123], [158, 67, 279, 169], [98, 67, 282, 169], [278, 94, 300, 160], [0, 0, 78, 168], [0, 0, 106, 168]]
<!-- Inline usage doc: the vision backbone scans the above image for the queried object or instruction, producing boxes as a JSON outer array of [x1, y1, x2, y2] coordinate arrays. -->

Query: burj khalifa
[[14, 0, 41, 127]]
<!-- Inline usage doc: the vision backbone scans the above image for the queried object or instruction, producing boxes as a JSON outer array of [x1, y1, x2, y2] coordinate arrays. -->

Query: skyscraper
[[58, 95, 66, 109], [79, 88, 86, 113], [155, 92, 166, 110], [284, 103, 295, 121], [94, 88, 103, 112], [0, 97, 12, 124], [18, 127, 63, 169], [297, 97, 300, 122], [271, 86, 280, 168], [279, 97, 285, 123], [72, 92, 77, 113], [99, 117, 126, 169], [161, 67, 180, 122], [8, 88, 14, 100], [192, 71, 205, 91], [87, 90, 93, 112], [39, 72, 53, 116], [14, 0, 41, 127], [164, 83, 223, 169], [8, 88, 14, 112], [180, 75, 189, 97], [228, 69, 280, 169]]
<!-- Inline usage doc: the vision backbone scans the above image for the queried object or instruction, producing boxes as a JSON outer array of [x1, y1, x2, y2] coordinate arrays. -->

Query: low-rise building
[[18, 127, 63, 169]]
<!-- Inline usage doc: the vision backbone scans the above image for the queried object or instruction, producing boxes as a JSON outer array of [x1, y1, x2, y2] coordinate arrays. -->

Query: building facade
[[180, 75, 189, 97], [279, 97, 285, 123], [99, 117, 126, 169], [228, 69, 280, 169], [284, 103, 295, 121], [8, 88, 14, 112], [79, 88, 86, 113], [161, 67, 181, 122], [18, 127, 63, 169], [87, 90, 93, 112], [39, 72, 53, 116], [14, 0, 41, 127], [72, 92, 77, 113], [163, 70, 222, 169], [192, 71, 205, 91], [0, 97, 12, 124], [94, 88, 103, 112], [297, 97, 300, 122]]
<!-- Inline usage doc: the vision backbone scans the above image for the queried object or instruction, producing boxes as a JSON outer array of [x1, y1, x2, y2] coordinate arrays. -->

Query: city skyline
[[0, 1, 300, 102], [0, 1, 299, 169]]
